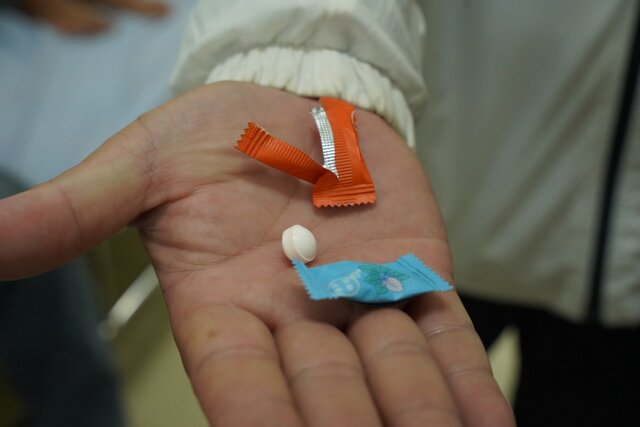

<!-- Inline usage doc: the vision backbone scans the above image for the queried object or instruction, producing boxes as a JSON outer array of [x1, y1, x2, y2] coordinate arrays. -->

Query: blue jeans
[[0, 171, 124, 427]]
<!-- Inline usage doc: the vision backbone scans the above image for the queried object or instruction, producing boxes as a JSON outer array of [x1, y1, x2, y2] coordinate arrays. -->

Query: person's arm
[[0, 81, 515, 426], [16, 0, 168, 35], [171, 4, 514, 423]]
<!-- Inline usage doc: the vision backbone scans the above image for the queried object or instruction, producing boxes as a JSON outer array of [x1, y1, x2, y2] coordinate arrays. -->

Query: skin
[[20, 0, 168, 34], [0, 82, 516, 427]]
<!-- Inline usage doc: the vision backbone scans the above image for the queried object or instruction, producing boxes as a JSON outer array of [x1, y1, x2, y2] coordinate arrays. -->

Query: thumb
[[0, 119, 156, 280]]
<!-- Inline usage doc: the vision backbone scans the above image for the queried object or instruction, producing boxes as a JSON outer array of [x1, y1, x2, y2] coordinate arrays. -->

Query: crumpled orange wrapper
[[235, 97, 376, 208]]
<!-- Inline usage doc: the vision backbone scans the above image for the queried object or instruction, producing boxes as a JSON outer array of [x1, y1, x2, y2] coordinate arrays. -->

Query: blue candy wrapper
[[292, 254, 452, 303]]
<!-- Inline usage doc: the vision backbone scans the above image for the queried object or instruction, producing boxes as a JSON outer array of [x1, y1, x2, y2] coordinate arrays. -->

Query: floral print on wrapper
[[292, 254, 452, 304]]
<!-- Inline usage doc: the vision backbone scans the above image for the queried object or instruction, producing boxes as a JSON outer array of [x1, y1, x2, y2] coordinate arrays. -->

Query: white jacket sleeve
[[172, 0, 426, 146]]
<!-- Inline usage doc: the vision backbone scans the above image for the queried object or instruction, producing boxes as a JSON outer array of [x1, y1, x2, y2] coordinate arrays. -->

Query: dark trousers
[[0, 172, 124, 427], [461, 295, 640, 427]]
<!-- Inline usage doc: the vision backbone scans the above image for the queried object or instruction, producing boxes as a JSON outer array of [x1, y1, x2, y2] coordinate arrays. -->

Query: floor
[[113, 288, 208, 427]]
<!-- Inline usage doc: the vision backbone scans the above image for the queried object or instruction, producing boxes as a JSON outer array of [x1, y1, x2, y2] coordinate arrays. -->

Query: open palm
[[0, 82, 514, 426]]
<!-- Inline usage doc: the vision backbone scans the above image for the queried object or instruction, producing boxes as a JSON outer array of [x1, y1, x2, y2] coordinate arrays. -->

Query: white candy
[[282, 224, 317, 263]]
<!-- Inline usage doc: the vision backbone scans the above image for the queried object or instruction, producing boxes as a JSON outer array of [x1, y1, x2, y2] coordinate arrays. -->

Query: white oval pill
[[282, 224, 317, 263]]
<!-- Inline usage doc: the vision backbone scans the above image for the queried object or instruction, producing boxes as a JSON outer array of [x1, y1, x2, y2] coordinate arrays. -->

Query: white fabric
[[417, 0, 640, 325], [171, 0, 640, 325], [172, 0, 425, 146]]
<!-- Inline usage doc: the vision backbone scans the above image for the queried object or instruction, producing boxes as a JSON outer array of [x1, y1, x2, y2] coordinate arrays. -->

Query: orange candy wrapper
[[235, 98, 376, 208]]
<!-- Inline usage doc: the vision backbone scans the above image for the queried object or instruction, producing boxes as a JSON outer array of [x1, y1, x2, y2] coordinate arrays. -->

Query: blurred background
[[0, 1, 519, 425]]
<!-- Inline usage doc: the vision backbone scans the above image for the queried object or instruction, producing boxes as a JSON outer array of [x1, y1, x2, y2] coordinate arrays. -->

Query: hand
[[20, 0, 168, 35], [0, 82, 515, 426]]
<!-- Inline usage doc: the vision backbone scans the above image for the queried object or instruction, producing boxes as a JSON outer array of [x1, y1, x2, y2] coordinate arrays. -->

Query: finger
[[21, 0, 110, 34], [101, 0, 169, 17], [275, 319, 382, 427], [348, 308, 462, 427], [0, 120, 154, 280], [407, 292, 516, 427], [174, 304, 302, 427]]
